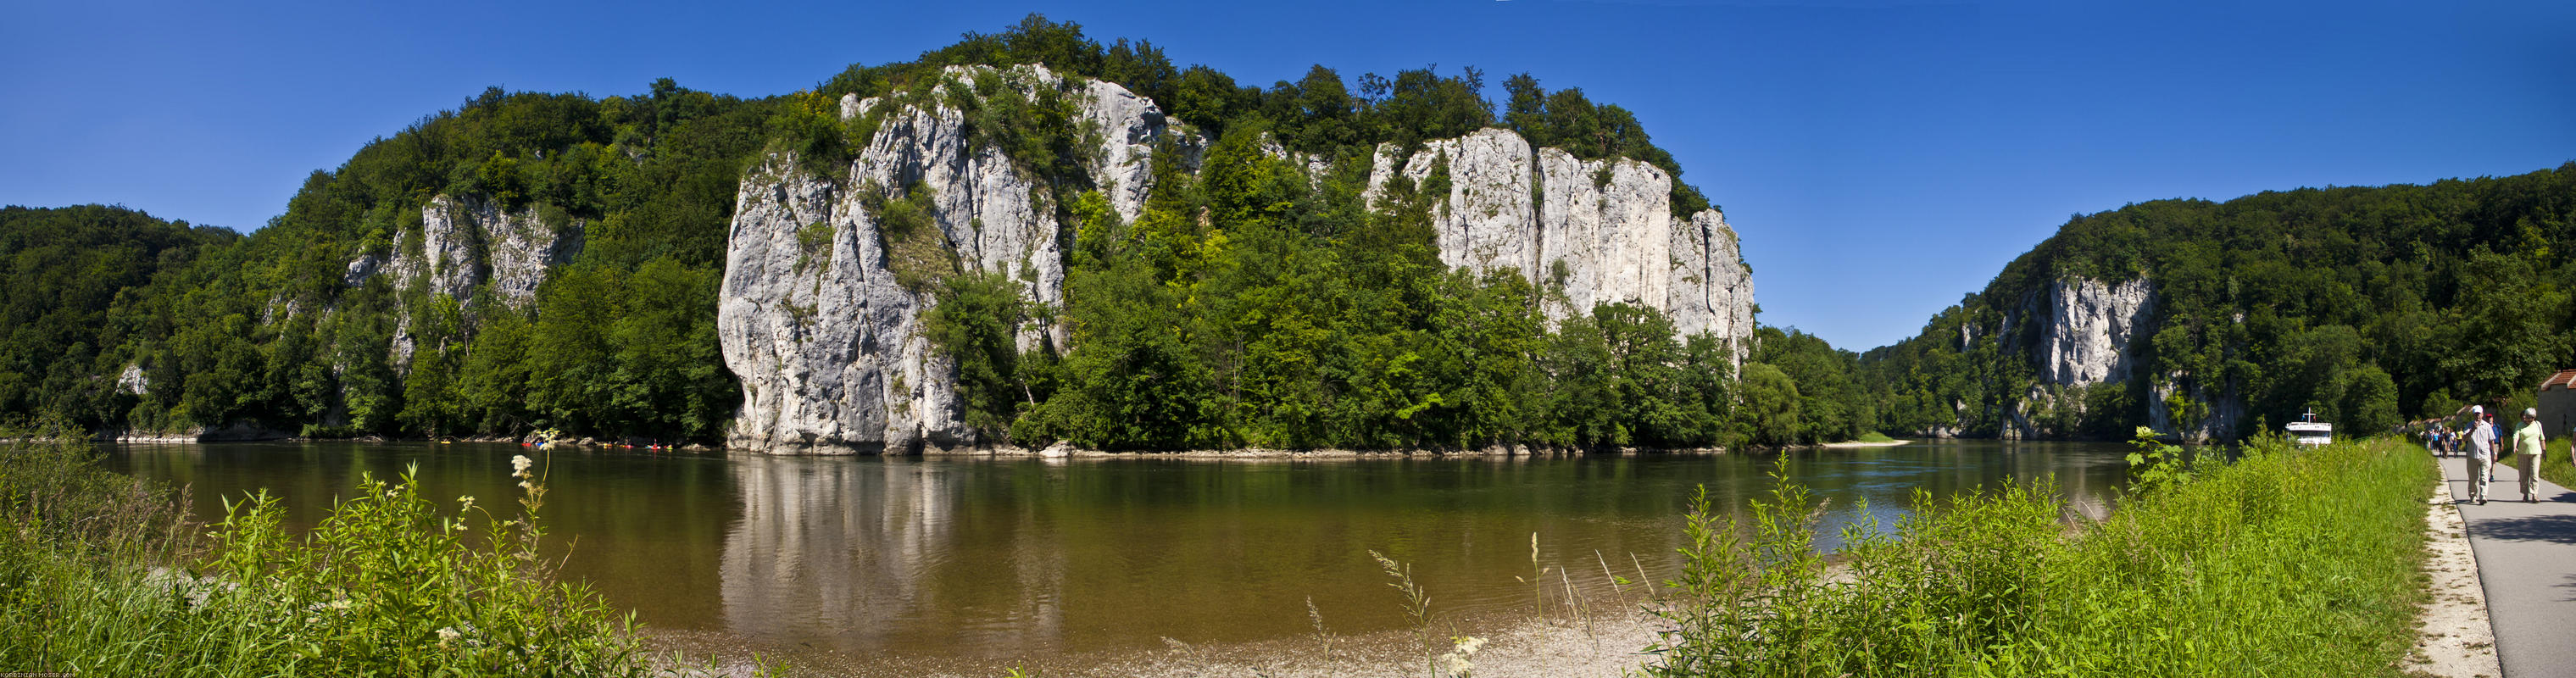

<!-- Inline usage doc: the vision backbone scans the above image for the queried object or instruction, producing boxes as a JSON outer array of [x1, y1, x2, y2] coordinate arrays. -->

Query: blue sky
[[5, 0, 2570, 351]]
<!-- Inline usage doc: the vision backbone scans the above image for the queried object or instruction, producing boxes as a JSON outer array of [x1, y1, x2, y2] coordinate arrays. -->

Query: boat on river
[[2286, 410, 2332, 447]]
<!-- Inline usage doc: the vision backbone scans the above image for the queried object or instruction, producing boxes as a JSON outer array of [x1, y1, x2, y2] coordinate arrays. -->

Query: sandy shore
[[654, 609, 1666, 678], [1817, 439, 1910, 448]]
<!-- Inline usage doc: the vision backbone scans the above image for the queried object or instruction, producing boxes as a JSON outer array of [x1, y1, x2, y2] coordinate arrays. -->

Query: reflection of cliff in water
[[720, 457, 1070, 656]]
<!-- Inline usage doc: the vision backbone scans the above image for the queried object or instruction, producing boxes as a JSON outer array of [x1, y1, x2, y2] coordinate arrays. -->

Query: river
[[106, 439, 2130, 670]]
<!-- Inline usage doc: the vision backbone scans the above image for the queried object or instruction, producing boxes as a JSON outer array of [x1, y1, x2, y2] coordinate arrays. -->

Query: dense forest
[[1859, 164, 2576, 441], [0, 15, 1878, 450]]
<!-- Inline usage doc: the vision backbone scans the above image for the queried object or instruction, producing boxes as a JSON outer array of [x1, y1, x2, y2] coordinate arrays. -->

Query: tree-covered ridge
[[1859, 164, 2576, 441], [0, 206, 235, 425], [3, 79, 775, 438], [2, 14, 1777, 448]]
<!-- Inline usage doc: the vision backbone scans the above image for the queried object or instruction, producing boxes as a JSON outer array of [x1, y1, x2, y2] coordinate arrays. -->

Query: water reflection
[[108, 439, 2134, 661]]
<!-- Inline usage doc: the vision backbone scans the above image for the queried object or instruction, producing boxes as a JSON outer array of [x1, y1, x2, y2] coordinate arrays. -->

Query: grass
[[0, 420, 766, 676], [1642, 432, 2437, 677], [1853, 431, 1900, 443]]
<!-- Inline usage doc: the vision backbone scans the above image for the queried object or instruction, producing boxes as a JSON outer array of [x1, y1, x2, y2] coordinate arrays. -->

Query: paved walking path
[[2442, 452, 2576, 677]]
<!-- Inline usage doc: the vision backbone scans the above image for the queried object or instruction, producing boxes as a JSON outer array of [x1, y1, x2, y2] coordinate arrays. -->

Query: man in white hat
[[2516, 407, 2548, 503], [2468, 405, 2495, 504]]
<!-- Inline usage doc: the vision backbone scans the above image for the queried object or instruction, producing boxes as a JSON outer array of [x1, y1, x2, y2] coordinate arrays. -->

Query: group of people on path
[[2456, 405, 2551, 504]]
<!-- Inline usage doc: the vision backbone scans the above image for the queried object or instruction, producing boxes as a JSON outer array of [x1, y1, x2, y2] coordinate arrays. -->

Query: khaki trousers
[[2520, 453, 2543, 501], [2469, 454, 2493, 502]]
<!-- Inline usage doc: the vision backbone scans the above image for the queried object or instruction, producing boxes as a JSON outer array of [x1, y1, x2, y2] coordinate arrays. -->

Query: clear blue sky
[[5, 0, 2570, 351]]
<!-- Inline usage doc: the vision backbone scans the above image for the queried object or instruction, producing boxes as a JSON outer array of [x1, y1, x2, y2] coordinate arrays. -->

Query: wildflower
[[1437, 636, 1486, 677], [437, 626, 462, 645], [509, 454, 534, 478], [458, 495, 476, 511], [519, 480, 534, 492]]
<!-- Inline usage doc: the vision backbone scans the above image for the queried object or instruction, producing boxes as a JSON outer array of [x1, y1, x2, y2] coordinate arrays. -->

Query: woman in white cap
[[2517, 407, 2548, 503], [2468, 405, 2495, 504]]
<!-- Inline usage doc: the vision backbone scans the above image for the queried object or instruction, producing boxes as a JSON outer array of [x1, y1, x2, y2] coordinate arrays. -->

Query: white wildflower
[[437, 626, 461, 645], [458, 495, 476, 510], [1436, 636, 1486, 677], [509, 454, 534, 478]]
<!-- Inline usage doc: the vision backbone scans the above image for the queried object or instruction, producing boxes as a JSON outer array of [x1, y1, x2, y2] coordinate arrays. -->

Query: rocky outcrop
[[1360, 130, 1754, 344], [721, 65, 1189, 453], [374, 193, 583, 364], [1669, 210, 1756, 350], [116, 364, 148, 395], [2035, 277, 2155, 386], [387, 194, 581, 308]]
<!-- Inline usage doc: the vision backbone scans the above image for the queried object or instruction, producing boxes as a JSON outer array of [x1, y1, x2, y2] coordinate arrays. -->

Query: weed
[[1371, 549, 1438, 678]]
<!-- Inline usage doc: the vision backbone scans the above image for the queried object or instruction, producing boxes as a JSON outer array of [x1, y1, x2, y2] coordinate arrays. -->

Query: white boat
[[2286, 410, 2332, 447]]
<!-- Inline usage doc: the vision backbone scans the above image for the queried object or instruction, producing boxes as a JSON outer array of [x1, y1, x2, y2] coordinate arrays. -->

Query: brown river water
[[106, 440, 2129, 670]]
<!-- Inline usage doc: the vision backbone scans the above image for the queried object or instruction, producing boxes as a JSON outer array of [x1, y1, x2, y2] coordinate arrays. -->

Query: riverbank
[[1817, 438, 1909, 448], [652, 608, 1661, 678]]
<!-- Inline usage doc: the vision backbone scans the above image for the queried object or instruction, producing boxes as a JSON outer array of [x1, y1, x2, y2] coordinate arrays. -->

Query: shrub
[[0, 428, 752, 676]]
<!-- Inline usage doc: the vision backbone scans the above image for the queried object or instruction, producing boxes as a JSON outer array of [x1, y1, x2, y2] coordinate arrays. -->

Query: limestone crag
[[2035, 277, 2156, 386], [718, 157, 960, 454], [388, 194, 581, 308], [376, 193, 582, 364], [1670, 210, 1756, 347], [721, 65, 1192, 453], [1360, 129, 1753, 343]]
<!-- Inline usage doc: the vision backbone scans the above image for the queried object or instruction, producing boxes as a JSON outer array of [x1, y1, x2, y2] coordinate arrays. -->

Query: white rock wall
[[379, 192, 581, 365], [2036, 276, 2155, 386], [1363, 128, 1752, 343], [721, 65, 1187, 453]]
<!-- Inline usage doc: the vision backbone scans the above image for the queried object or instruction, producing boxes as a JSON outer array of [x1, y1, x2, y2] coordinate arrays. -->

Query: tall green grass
[[0, 424, 752, 676], [1644, 434, 2436, 677]]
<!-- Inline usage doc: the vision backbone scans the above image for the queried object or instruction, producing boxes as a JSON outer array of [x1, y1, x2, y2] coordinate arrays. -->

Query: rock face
[[1360, 130, 1754, 343], [388, 194, 581, 308], [718, 65, 1755, 453], [377, 193, 583, 364], [720, 65, 1188, 453], [2034, 277, 2156, 386]]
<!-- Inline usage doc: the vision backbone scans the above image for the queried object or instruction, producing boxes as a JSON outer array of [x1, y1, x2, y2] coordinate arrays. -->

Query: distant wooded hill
[[1858, 164, 2576, 441]]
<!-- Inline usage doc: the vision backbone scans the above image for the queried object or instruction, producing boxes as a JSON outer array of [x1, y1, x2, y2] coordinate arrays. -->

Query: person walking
[[2468, 406, 2497, 504], [2518, 408, 2548, 503]]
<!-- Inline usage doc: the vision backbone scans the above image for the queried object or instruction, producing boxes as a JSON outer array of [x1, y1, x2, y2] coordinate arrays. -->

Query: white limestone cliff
[[721, 65, 1187, 453], [2036, 277, 2155, 386], [371, 193, 582, 365], [1360, 130, 1753, 343]]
